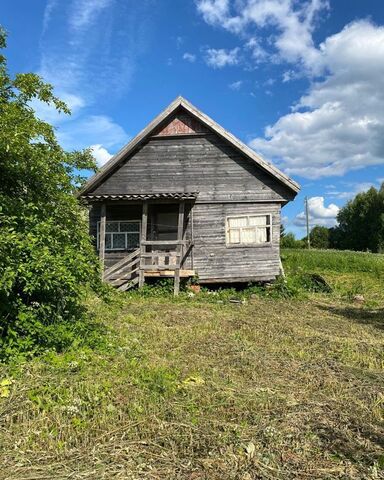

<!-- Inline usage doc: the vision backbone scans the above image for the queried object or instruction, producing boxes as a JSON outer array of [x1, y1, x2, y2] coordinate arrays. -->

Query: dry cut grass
[[1, 289, 383, 479]]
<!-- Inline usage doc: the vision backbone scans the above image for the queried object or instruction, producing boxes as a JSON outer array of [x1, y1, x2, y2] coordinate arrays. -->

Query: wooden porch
[[97, 198, 195, 295]]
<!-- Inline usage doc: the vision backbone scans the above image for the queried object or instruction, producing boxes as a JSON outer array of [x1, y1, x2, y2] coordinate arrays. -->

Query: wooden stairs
[[103, 248, 140, 291]]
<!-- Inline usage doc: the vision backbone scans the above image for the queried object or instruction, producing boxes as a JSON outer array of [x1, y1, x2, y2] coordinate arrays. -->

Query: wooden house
[[79, 96, 300, 293]]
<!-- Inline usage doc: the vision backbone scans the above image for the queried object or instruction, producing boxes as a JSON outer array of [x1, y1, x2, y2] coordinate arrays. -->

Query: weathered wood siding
[[88, 123, 289, 282], [190, 203, 281, 282], [90, 135, 294, 203]]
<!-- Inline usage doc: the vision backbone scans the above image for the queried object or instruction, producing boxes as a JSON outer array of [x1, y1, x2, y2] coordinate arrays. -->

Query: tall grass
[[282, 248, 384, 277]]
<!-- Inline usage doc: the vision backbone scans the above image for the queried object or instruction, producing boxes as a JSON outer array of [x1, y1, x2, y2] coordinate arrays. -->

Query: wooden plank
[[191, 202, 281, 282], [141, 240, 189, 246], [145, 269, 195, 277], [109, 267, 140, 286], [118, 276, 139, 292], [88, 135, 296, 204], [190, 205, 194, 270], [143, 265, 177, 271], [140, 252, 181, 259], [106, 260, 140, 280], [174, 201, 184, 296], [103, 248, 140, 279], [138, 202, 148, 288], [99, 203, 106, 278], [199, 275, 277, 284]]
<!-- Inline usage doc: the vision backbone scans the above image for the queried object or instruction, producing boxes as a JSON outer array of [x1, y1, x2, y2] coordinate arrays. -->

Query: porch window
[[97, 220, 140, 250], [226, 215, 271, 246]]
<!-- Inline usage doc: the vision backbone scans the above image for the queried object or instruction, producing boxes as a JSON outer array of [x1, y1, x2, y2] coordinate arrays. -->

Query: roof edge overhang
[[77, 96, 300, 197], [80, 192, 199, 202]]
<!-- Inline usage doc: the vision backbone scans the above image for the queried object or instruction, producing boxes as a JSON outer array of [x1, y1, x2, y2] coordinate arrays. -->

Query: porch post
[[139, 201, 148, 288], [190, 204, 194, 270], [99, 203, 106, 279], [174, 201, 185, 296]]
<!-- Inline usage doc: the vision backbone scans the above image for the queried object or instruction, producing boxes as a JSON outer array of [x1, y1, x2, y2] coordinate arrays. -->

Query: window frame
[[225, 214, 272, 248], [97, 220, 141, 251]]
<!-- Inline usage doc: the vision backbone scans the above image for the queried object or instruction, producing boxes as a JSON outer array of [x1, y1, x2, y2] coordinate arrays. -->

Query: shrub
[[0, 29, 102, 361]]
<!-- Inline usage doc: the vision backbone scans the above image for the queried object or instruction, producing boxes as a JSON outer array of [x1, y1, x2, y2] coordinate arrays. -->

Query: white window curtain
[[227, 215, 271, 245]]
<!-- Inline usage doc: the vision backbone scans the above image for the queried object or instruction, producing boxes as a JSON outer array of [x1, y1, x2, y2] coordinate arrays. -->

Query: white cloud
[[326, 182, 380, 200], [250, 21, 384, 178], [195, 2, 384, 179], [197, 0, 230, 25], [204, 47, 240, 68], [90, 144, 113, 167], [183, 52, 196, 63], [69, 0, 113, 33], [57, 115, 129, 151], [40, 0, 150, 104], [245, 37, 267, 61], [264, 78, 275, 86], [176, 36, 184, 48], [294, 196, 339, 227], [229, 80, 243, 90], [42, 0, 58, 35], [36, 0, 144, 159], [196, 0, 328, 71], [282, 70, 300, 82], [31, 93, 85, 123]]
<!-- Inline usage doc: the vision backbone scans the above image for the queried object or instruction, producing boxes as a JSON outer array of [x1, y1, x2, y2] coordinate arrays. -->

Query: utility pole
[[305, 196, 311, 249]]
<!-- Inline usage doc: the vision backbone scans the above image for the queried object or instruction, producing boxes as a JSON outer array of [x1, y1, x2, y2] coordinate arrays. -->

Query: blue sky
[[2, 0, 384, 236]]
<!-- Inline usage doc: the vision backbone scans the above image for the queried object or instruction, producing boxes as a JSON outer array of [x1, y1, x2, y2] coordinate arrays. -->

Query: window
[[97, 220, 140, 251], [226, 215, 271, 246]]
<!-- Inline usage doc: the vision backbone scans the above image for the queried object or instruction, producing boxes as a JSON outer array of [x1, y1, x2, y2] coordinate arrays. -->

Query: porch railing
[[140, 240, 192, 271], [102, 240, 193, 292], [103, 248, 140, 291], [100, 200, 191, 295]]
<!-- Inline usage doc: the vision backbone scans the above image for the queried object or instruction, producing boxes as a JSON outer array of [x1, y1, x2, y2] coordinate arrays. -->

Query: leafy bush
[[0, 29, 102, 361], [132, 279, 176, 297], [281, 232, 305, 249]]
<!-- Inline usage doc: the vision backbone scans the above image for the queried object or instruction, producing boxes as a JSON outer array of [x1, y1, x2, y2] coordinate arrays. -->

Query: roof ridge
[[78, 97, 300, 196]]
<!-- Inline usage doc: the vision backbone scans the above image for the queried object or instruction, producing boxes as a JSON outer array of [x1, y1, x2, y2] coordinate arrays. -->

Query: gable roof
[[79, 96, 300, 196]]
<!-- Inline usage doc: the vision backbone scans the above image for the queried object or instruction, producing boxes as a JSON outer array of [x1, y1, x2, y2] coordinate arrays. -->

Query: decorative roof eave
[[78, 96, 300, 197], [80, 192, 199, 202]]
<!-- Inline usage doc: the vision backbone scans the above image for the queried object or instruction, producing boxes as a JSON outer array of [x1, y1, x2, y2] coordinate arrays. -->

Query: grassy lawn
[[1, 250, 383, 479]]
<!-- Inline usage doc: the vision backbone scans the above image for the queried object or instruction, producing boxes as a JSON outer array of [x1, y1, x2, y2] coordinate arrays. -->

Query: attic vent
[[155, 112, 210, 136]]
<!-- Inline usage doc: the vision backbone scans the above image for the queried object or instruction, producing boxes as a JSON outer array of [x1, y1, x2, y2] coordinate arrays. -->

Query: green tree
[[309, 226, 330, 249], [0, 29, 102, 360], [281, 232, 304, 249], [332, 185, 384, 252]]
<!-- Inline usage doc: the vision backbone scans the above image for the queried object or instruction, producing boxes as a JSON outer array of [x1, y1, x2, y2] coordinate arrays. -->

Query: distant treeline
[[282, 183, 384, 253]]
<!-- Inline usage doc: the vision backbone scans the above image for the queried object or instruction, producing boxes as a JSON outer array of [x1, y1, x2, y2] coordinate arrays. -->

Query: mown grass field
[[1, 249, 383, 479]]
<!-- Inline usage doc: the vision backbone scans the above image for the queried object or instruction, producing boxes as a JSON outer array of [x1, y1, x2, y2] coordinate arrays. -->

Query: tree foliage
[[0, 29, 102, 360], [330, 184, 384, 253], [282, 185, 384, 253], [309, 226, 330, 249], [281, 232, 305, 249]]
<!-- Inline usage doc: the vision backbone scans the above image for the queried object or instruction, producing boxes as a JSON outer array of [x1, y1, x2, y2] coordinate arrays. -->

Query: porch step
[[104, 248, 141, 291], [117, 276, 139, 292], [103, 247, 195, 292]]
